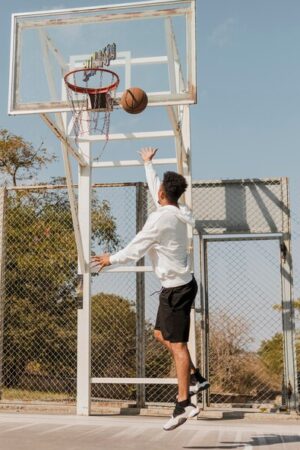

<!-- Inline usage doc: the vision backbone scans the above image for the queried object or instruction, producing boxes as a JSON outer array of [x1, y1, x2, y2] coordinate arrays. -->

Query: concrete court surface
[[0, 413, 300, 450]]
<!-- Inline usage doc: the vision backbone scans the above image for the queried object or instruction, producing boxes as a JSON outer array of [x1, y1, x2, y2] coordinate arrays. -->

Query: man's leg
[[170, 342, 190, 401], [153, 329, 173, 353], [154, 329, 210, 399], [154, 329, 196, 372], [162, 340, 199, 431]]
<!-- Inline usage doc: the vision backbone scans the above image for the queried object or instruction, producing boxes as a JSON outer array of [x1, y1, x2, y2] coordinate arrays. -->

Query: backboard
[[8, 0, 196, 115]]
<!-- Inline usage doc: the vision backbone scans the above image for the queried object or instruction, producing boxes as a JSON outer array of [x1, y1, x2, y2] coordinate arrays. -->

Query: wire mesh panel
[[1, 188, 78, 405], [192, 179, 286, 235], [90, 184, 137, 405], [91, 272, 138, 402], [204, 238, 283, 406]]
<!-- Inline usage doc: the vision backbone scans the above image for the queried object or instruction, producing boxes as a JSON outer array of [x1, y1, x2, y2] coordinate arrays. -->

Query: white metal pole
[[280, 177, 299, 410], [180, 105, 197, 375], [77, 140, 92, 415]]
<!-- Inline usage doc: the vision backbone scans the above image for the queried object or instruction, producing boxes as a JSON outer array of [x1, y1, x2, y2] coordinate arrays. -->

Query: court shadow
[[183, 433, 300, 449], [198, 411, 247, 421]]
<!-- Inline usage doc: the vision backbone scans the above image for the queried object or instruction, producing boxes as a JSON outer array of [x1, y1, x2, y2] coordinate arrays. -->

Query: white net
[[65, 68, 119, 148]]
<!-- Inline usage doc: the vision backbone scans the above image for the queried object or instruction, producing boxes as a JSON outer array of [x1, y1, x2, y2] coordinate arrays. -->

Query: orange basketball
[[120, 87, 148, 114]]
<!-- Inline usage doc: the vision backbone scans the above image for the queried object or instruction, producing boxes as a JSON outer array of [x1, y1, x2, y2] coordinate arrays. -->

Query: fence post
[[280, 177, 298, 411], [0, 188, 7, 400], [136, 182, 146, 408], [77, 143, 92, 415], [199, 235, 209, 409]]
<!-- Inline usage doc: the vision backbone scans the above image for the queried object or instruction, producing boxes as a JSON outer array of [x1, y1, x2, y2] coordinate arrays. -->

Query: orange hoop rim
[[64, 67, 120, 95]]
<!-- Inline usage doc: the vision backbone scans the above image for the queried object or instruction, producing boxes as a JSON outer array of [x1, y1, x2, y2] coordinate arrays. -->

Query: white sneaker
[[163, 402, 199, 431]]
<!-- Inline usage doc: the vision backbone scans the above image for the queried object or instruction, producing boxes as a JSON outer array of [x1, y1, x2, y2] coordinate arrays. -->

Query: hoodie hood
[[177, 204, 195, 227], [161, 204, 195, 227]]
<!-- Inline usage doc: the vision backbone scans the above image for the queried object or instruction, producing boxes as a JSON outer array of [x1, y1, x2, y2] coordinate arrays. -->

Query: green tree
[[273, 299, 300, 321], [258, 301, 300, 379], [196, 312, 285, 399], [3, 188, 120, 389], [0, 129, 55, 186], [91, 293, 136, 378], [90, 293, 171, 400], [257, 331, 300, 404], [258, 333, 284, 376]]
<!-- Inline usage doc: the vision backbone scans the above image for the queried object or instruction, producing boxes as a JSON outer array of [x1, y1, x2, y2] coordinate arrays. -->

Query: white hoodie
[[109, 162, 194, 288]]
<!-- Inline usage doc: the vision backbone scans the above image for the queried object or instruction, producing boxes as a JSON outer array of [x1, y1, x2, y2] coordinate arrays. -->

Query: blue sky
[[1, 0, 300, 191]]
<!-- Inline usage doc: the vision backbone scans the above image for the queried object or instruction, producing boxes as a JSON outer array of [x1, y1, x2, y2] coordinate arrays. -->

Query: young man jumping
[[92, 147, 209, 431]]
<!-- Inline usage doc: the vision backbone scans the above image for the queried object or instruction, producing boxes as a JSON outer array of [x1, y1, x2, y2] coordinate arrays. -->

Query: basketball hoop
[[64, 67, 120, 148]]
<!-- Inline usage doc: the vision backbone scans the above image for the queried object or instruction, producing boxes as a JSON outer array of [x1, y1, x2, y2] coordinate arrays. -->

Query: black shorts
[[154, 276, 198, 343]]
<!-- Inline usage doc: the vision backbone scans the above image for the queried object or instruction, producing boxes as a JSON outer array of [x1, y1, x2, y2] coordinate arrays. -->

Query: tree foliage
[[273, 298, 300, 321], [3, 188, 121, 389], [258, 333, 284, 376], [195, 312, 285, 400], [0, 129, 55, 186], [258, 332, 300, 377]]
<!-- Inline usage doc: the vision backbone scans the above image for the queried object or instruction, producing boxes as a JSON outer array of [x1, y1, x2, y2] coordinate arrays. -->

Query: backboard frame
[[8, 0, 196, 115]]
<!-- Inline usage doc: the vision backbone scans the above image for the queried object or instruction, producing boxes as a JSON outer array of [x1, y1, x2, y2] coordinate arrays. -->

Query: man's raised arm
[[139, 147, 160, 208]]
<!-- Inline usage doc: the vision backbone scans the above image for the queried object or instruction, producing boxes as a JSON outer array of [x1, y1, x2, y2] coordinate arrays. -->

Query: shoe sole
[[163, 407, 200, 431], [188, 407, 200, 418], [189, 382, 210, 396], [163, 417, 187, 431]]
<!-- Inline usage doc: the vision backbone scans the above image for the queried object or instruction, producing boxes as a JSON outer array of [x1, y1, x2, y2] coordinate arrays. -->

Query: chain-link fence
[[0, 187, 77, 406], [204, 238, 283, 406], [193, 178, 298, 410], [0, 178, 298, 411]]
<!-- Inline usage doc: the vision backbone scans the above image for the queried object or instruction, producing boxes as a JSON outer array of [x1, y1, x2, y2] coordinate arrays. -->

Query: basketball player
[[92, 147, 209, 430]]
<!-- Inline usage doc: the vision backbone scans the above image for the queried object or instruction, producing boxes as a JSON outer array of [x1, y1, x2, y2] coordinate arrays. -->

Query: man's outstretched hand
[[91, 254, 111, 272], [139, 147, 158, 163]]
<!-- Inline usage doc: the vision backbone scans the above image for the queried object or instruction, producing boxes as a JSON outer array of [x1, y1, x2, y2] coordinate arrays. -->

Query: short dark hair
[[162, 171, 188, 203]]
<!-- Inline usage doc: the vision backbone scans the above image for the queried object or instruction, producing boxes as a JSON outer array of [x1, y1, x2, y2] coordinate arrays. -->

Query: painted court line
[[38, 424, 73, 436], [0, 422, 36, 434]]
